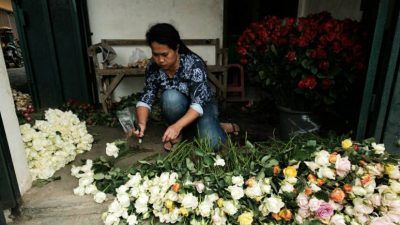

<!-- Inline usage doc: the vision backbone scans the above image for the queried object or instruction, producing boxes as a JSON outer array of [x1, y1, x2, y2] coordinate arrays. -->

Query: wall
[[0, 48, 32, 195], [87, 0, 224, 100], [298, 0, 363, 21]]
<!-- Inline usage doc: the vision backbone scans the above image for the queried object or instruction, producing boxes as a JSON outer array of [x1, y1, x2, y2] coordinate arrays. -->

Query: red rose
[[321, 78, 333, 90], [316, 47, 327, 58], [240, 58, 248, 65], [286, 51, 297, 61], [319, 61, 330, 70], [332, 42, 343, 53], [298, 76, 317, 89]]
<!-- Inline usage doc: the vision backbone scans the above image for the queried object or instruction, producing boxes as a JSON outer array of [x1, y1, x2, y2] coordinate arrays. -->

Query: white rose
[[194, 181, 205, 193], [310, 183, 321, 192], [117, 192, 131, 208], [232, 176, 244, 186], [127, 214, 138, 225], [198, 201, 213, 217], [335, 155, 351, 177], [353, 198, 373, 214], [134, 194, 149, 214], [70, 165, 81, 177], [211, 208, 227, 225], [352, 186, 367, 196], [79, 176, 94, 187], [213, 155, 225, 167], [227, 185, 244, 200], [73, 186, 85, 196], [390, 180, 400, 193], [85, 184, 98, 194], [280, 182, 294, 193], [315, 150, 330, 166], [330, 214, 346, 225], [369, 193, 382, 207], [222, 200, 238, 215], [106, 142, 119, 158], [264, 195, 285, 214], [317, 167, 336, 179], [308, 197, 322, 211], [245, 183, 262, 199], [304, 161, 320, 172], [181, 193, 198, 210], [126, 173, 142, 188], [296, 193, 309, 209], [371, 142, 385, 154], [344, 206, 355, 216], [109, 200, 124, 217], [104, 213, 120, 225], [94, 191, 107, 203]]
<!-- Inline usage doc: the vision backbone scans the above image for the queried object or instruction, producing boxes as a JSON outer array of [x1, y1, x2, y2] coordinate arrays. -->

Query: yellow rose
[[341, 139, 352, 150], [217, 198, 224, 208], [164, 200, 174, 210], [179, 207, 189, 217], [238, 211, 253, 225], [283, 166, 297, 178], [385, 164, 395, 175]]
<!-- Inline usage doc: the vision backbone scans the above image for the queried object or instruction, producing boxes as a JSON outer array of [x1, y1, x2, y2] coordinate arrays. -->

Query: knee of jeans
[[197, 118, 226, 150], [161, 90, 188, 122]]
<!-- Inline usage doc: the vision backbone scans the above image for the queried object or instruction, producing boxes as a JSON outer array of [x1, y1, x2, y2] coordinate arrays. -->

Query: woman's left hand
[[162, 124, 182, 142]]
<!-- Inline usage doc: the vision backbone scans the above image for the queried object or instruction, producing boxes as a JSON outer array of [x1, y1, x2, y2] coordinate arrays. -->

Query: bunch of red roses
[[237, 12, 368, 111]]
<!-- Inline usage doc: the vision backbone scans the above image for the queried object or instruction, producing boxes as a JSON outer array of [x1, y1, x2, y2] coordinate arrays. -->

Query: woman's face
[[150, 42, 179, 71]]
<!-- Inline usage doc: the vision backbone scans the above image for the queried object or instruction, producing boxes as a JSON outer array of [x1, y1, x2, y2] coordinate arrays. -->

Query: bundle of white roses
[[20, 109, 93, 180], [71, 136, 400, 225]]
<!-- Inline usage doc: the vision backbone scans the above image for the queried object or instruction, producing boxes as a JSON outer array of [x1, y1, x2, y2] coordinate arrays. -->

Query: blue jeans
[[160, 89, 226, 150]]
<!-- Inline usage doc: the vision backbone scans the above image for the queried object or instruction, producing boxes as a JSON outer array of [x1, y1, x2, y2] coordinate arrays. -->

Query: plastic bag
[[128, 48, 148, 68], [116, 106, 141, 132]]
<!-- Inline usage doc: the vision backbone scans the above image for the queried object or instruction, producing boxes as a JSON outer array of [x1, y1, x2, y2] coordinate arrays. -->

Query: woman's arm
[[135, 106, 150, 138], [162, 108, 199, 142]]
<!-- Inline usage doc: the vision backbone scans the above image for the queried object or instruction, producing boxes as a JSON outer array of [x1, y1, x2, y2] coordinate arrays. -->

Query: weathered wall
[[298, 0, 363, 21], [87, 0, 224, 100], [0, 48, 32, 195]]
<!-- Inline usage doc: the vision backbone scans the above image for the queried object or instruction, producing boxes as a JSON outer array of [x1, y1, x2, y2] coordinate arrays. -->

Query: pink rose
[[296, 193, 309, 209], [315, 202, 334, 219], [335, 156, 351, 177], [370, 217, 395, 225], [298, 208, 310, 218]]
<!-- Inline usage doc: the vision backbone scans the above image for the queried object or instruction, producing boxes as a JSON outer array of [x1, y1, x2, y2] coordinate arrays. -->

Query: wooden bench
[[88, 39, 229, 113]]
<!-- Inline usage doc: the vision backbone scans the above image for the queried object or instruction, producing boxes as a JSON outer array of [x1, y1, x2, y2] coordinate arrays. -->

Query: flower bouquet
[[237, 12, 368, 113], [71, 135, 400, 225]]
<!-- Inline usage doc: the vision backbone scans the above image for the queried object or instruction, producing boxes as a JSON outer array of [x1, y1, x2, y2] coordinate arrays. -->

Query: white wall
[[87, 0, 224, 101], [0, 48, 32, 195], [298, 0, 363, 21]]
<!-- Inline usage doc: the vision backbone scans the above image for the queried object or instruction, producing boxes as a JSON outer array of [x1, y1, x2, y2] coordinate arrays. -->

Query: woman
[[132, 23, 237, 150]]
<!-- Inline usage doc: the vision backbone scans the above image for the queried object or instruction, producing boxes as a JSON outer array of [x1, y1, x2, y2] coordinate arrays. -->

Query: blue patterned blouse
[[136, 52, 213, 116]]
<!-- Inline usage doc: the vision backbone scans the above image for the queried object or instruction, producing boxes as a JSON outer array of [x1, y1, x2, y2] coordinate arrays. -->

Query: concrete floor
[[8, 123, 166, 225]]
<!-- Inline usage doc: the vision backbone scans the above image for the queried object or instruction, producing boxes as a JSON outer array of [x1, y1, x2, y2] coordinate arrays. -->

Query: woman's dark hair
[[145, 23, 192, 54]]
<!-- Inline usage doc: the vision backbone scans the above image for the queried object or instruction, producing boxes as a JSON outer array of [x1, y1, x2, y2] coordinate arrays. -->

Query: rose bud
[[330, 188, 345, 203], [343, 184, 352, 193], [171, 183, 180, 192]]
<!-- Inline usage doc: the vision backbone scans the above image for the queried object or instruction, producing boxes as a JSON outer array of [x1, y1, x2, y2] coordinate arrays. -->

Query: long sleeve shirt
[[136, 52, 213, 116]]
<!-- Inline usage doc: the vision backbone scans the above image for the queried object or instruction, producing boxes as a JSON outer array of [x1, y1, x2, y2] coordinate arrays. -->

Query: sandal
[[220, 123, 240, 136]]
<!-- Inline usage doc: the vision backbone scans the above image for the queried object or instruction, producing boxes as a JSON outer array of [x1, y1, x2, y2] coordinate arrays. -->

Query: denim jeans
[[160, 89, 226, 150]]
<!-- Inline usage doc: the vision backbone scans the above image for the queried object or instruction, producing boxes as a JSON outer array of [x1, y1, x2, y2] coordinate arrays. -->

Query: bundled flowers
[[71, 135, 400, 225], [12, 89, 35, 123], [237, 12, 368, 111], [20, 109, 93, 180]]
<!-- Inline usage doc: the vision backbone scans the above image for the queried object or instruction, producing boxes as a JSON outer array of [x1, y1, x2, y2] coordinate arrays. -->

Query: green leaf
[[265, 159, 279, 168], [314, 190, 329, 202], [186, 158, 195, 172], [194, 149, 205, 157], [261, 155, 271, 164], [307, 140, 317, 147], [93, 173, 105, 180], [138, 160, 151, 165]]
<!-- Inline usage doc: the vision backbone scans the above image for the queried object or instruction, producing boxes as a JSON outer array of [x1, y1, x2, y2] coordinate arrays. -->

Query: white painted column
[[0, 48, 32, 195]]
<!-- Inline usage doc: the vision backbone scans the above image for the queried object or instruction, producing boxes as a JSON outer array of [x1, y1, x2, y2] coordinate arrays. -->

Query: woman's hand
[[128, 123, 146, 140], [162, 123, 182, 143]]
